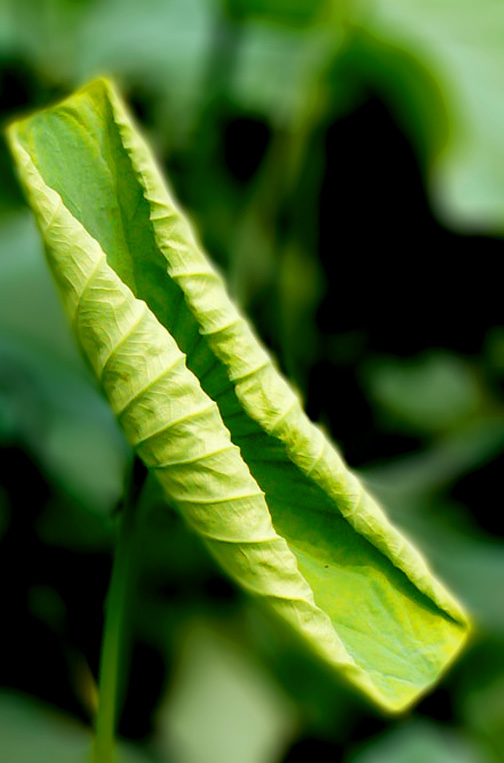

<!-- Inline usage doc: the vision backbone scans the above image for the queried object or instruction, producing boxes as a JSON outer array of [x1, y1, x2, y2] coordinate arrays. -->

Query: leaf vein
[[134, 402, 217, 446]]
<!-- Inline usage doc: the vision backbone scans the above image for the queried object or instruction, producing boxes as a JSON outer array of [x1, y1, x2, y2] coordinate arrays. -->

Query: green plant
[[7, 79, 470, 762]]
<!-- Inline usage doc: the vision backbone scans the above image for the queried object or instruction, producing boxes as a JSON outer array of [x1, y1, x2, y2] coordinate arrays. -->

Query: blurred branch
[[93, 457, 148, 762]]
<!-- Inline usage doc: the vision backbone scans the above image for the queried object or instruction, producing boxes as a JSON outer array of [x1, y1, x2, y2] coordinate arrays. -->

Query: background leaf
[[158, 625, 296, 763], [0, 692, 154, 762], [358, 0, 504, 231]]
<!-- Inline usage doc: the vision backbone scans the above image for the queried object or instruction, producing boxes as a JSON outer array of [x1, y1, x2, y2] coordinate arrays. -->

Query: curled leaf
[[7, 79, 470, 712]]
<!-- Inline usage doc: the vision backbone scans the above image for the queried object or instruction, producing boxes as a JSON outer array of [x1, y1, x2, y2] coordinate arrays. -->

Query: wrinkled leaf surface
[[7, 79, 470, 712]]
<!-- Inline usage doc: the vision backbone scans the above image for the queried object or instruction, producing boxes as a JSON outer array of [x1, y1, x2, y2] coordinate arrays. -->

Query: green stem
[[93, 458, 146, 763]]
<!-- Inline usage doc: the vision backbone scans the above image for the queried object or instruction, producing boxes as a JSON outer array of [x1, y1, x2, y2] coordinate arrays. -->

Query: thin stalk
[[93, 457, 146, 763]]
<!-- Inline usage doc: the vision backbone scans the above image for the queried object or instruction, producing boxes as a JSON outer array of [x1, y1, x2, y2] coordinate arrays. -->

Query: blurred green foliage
[[1, 0, 504, 761]]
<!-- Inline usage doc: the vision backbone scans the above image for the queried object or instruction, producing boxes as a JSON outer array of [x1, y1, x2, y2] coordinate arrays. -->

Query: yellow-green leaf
[[6, 78, 470, 713]]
